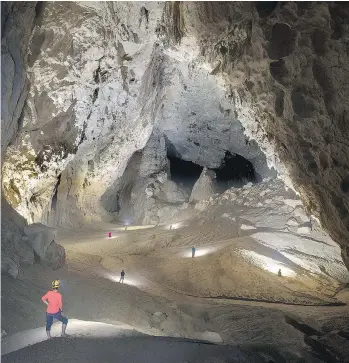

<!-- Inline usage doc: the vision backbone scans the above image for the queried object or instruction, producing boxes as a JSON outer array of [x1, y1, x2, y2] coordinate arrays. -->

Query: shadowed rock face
[[1, 2, 349, 269], [172, 1, 349, 269]]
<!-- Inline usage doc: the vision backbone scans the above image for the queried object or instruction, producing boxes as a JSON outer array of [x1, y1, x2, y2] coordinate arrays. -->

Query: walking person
[[119, 269, 125, 283], [41, 280, 68, 339], [108, 231, 112, 239], [192, 246, 196, 258]]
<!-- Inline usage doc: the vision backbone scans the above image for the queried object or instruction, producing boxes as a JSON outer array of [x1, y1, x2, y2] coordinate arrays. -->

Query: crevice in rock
[[34, 1, 46, 27], [140, 6, 149, 25], [28, 28, 45, 67], [164, 1, 185, 44], [77, 112, 90, 146], [51, 173, 61, 213], [93, 64, 101, 83], [340, 177, 349, 193], [329, 3, 349, 40], [92, 88, 99, 103]]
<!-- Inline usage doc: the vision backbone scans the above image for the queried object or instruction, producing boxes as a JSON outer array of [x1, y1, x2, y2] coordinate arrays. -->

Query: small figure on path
[[41, 280, 68, 339], [192, 246, 196, 258], [278, 269, 282, 277], [108, 231, 112, 239], [119, 269, 125, 283]]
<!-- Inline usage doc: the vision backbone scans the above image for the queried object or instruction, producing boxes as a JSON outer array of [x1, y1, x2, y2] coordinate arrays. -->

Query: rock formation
[[1, 2, 349, 270], [189, 168, 216, 203]]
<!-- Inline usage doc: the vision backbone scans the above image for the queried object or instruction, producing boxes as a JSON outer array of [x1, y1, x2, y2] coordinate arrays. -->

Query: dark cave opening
[[168, 154, 203, 189], [168, 151, 258, 194], [214, 151, 257, 192], [255, 2, 278, 18]]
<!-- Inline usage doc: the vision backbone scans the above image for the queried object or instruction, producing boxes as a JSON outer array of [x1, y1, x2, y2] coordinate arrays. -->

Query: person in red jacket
[[41, 280, 68, 339]]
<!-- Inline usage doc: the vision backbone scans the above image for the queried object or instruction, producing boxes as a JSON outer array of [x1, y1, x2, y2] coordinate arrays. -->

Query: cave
[[214, 151, 258, 191], [168, 154, 203, 189], [2, 3, 349, 362]]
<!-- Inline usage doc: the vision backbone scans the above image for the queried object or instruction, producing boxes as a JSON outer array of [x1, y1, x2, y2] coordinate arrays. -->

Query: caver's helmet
[[52, 280, 60, 289]]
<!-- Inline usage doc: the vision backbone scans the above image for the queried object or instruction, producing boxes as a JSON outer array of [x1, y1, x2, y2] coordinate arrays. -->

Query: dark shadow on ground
[[2, 335, 317, 363]]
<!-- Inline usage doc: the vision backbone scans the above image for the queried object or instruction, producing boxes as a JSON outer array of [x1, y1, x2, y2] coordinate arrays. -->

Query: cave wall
[[1, 2, 36, 158], [2, 1, 271, 228], [2, 2, 349, 268], [1, 2, 37, 276], [172, 1, 349, 267]]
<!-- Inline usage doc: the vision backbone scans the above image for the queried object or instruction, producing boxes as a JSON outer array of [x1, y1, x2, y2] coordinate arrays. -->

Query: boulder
[[24, 223, 57, 259], [189, 168, 216, 203], [1, 256, 19, 278], [44, 241, 66, 270], [1, 330, 7, 339], [23, 223, 65, 269], [1, 197, 35, 274]]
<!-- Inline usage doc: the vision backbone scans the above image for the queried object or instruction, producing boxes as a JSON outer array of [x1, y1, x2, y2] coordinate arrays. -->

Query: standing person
[[119, 269, 125, 283], [192, 246, 196, 258], [41, 280, 68, 339], [108, 231, 112, 239]]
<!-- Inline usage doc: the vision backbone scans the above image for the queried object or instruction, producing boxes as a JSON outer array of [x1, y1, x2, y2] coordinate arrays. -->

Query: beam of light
[[164, 222, 184, 230], [113, 225, 155, 231], [1, 319, 139, 356], [240, 224, 257, 231], [102, 272, 143, 287], [105, 236, 119, 240], [239, 249, 296, 277], [180, 246, 217, 258]]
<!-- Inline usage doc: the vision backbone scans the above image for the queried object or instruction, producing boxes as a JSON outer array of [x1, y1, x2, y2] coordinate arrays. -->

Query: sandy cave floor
[[2, 222, 349, 362]]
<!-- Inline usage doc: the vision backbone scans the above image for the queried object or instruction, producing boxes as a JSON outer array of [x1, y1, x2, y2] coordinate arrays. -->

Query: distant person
[[278, 269, 282, 277], [108, 231, 112, 239], [119, 269, 125, 283], [41, 280, 68, 339], [192, 246, 196, 258]]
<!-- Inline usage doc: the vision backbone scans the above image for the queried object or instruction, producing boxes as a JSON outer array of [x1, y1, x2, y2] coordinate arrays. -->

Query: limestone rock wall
[[2, 1, 271, 228], [167, 1, 349, 268], [2, 2, 349, 268], [1, 2, 36, 159]]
